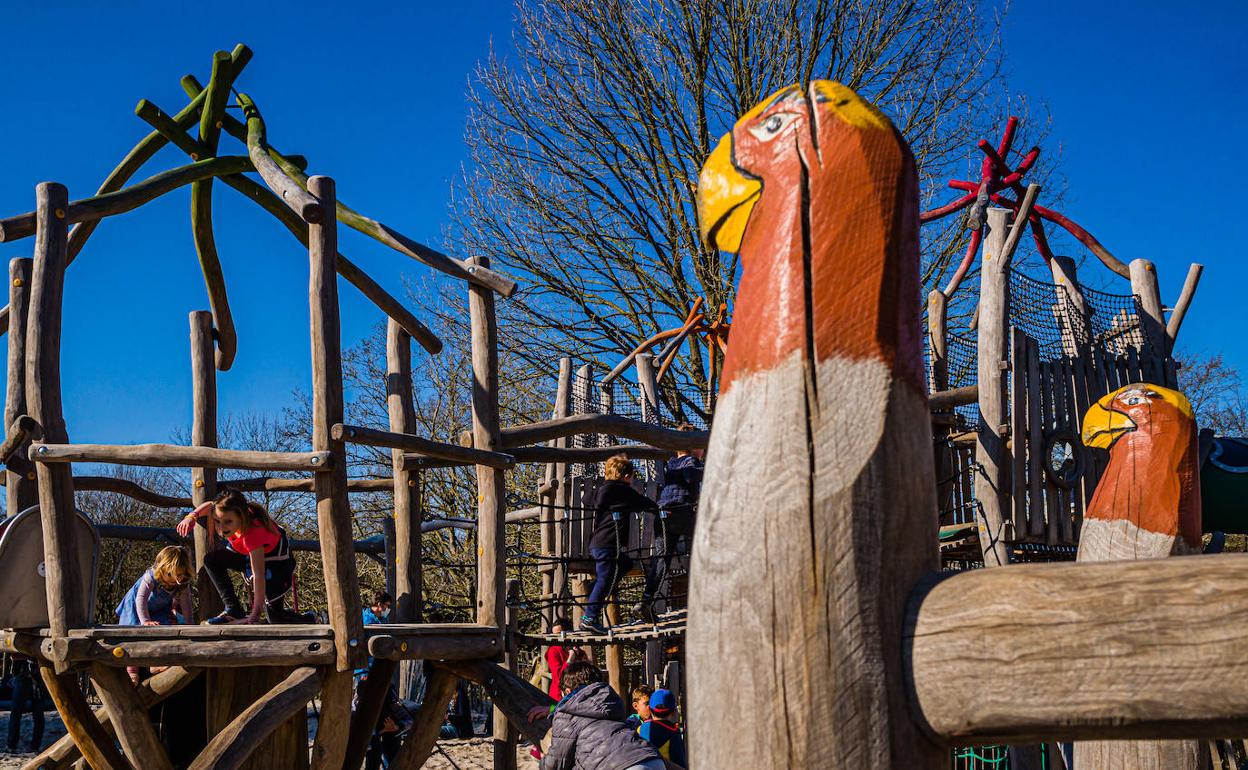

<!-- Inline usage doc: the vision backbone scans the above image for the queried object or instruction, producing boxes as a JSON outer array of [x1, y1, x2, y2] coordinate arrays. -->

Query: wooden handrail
[[499, 413, 707, 450], [333, 423, 515, 469], [29, 443, 332, 472]]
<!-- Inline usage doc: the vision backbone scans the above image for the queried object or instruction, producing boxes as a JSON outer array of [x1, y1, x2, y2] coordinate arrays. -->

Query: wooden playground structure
[[0, 46, 1245, 770]]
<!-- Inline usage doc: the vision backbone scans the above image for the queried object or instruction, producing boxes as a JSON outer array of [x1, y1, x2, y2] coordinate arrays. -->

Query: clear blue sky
[[0, 1, 1243, 447]]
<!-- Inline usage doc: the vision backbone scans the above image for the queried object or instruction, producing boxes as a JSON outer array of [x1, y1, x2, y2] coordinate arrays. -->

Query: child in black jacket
[[582, 456, 657, 634]]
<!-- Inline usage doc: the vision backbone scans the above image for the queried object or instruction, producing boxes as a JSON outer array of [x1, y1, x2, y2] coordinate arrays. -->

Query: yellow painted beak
[[697, 132, 760, 252], [1082, 393, 1137, 449]]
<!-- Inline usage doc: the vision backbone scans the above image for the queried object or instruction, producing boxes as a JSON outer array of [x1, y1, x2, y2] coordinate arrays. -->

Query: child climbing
[[582, 456, 657, 634], [115, 546, 194, 682], [637, 689, 687, 767], [116, 546, 193, 627], [174, 488, 304, 624], [636, 425, 703, 622], [529, 660, 664, 770]]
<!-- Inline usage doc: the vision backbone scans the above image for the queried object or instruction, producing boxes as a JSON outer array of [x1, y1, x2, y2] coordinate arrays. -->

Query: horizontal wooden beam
[[908, 553, 1248, 744], [507, 444, 675, 464], [367, 630, 500, 661], [498, 413, 707, 450], [30, 442, 332, 472], [94, 523, 386, 555], [928, 385, 978, 411], [0, 157, 254, 243], [227, 475, 395, 493], [334, 423, 514, 469], [45, 636, 335, 668]]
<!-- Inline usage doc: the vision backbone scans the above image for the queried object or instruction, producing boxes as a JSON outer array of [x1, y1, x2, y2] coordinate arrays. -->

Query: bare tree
[[455, 0, 1009, 402], [1179, 351, 1248, 436]]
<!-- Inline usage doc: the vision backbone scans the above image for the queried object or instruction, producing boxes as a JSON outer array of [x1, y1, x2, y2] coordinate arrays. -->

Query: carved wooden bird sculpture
[[1079, 383, 1202, 560], [1076, 385, 1203, 768], [689, 82, 941, 768]]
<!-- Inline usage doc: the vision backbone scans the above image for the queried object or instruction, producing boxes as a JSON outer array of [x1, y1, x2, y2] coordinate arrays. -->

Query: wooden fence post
[[387, 319, 421, 625], [468, 255, 507, 635], [306, 175, 364, 673], [27, 182, 83, 644], [189, 310, 222, 620], [636, 353, 662, 481], [927, 290, 948, 393], [6, 258, 36, 516], [552, 358, 573, 615], [573, 363, 594, 477], [1049, 255, 1092, 358], [975, 207, 1015, 566], [493, 578, 521, 770], [1129, 258, 1168, 356]]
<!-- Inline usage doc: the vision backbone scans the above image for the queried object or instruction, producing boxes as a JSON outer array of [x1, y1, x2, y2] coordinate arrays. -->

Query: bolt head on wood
[[12, 278, 22, 287]]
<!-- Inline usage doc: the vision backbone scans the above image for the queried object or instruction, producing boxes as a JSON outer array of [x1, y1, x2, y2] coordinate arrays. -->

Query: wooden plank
[[307, 176, 365, 674], [1040, 362, 1060, 546], [89, 664, 174, 770], [367, 631, 500, 661], [31, 442, 330, 471], [1058, 358, 1076, 544], [1010, 330, 1027, 540], [190, 310, 222, 620], [27, 182, 83, 646], [40, 665, 129, 770], [190, 667, 320, 770], [974, 207, 1013, 567], [387, 320, 421, 627], [1026, 337, 1045, 538], [468, 255, 508, 639], [6, 258, 36, 514], [48, 637, 334, 667], [908, 554, 1248, 743]]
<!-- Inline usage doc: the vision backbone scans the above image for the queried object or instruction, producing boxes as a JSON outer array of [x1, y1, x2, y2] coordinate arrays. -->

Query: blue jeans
[[584, 548, 634, 621]]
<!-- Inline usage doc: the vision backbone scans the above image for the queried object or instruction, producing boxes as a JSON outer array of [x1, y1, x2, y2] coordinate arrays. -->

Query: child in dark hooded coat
[[536, 661, 665, 770]]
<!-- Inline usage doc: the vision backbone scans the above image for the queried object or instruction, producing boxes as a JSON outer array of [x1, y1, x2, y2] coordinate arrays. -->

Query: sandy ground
[[0, 710, 539, 770]]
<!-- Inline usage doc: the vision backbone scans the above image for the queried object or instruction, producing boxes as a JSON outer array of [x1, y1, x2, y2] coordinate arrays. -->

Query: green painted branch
[[213, 99, 518, 297], [236, 93, 322, 223], [0, 157, 253, 242], [0, 43, 251, 338], [135, 101, 442, 355], [192, 51, 241, 371]]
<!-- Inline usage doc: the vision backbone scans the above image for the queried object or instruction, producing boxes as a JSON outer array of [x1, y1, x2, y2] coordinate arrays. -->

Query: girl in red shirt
[[175, 487, 302, 624]]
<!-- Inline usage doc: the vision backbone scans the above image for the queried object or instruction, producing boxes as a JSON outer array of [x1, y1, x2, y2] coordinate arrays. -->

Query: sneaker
[[631, 602, 656, 624], [203, 608, 246, 625], [580, 615, 607, 635]]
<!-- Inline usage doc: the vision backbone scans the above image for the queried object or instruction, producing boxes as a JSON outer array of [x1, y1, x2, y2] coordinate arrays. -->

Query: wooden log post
[[27, 182, 84, 647], [386, 319, 421, 625], [309, 666, 353, 770], [493, 579, 521, 770], [190, 310, 222, 620], [389, 667, 459, 770], [1130, 258, 1168, 357], [1166, 263, 1203, 347], [1049, 255, 1092, 357], [306, 176, 364, 670], [572, 363, 594, 477], [605, 601, 624, 692], [975, 207, 1015, 566], [89, 664, 175, 770], [552, 358, 573, 614], [468, 255, 508, 636], [635, 353, 662, 482], [39, 665, 129, 770], [6, 258, 36, 515], [927, 290, 959, 527], [191, 667, 322, 770]]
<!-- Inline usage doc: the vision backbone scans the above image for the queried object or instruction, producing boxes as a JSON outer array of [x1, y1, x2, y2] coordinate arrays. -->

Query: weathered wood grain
[[1130, 258, 1168, 355], [89, 663, 174, 770], [236, 94, 322, 223], [388, 667, 459, 770], [334, 423, 514, 468], [341, 660, 398, 770], [6, 259, 37, 513], [306, 176, 365, 673], [28, 183, 83, 646], [498, 413, 707, 450], [975, 206, 1014, 564], [190, 310, 222, 620], [47, 637, 334, 667], [30, 442, 331, 471], [436, 659, 554, 747], [1166, 263, 1203, 344], [387, 320, 421, 625], [469, 255, 508, 639], [308, 668, 353, 770], [189, 666, 320, 770], [366, 630, 500, 660], [39, 665, 128, 770], [907, 554, 1248, 743]]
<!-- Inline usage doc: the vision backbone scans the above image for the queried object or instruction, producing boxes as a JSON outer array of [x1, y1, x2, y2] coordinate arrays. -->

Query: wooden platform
[[1, 622, 500, 667], [520, 609, 686, 646]]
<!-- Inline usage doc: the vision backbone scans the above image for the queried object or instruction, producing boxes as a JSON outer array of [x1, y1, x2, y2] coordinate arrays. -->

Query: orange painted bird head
[[696, 82, 924, 395], [1081, 383, 1201, 548]]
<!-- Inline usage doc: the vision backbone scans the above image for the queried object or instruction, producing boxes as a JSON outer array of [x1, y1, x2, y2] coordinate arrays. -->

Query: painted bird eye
[[1125, 395, 1143, 405], [749, 112, 797, 141]]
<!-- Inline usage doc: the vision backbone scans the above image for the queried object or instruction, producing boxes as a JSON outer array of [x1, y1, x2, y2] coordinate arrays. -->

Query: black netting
[[1009, 269, 1148, 360]]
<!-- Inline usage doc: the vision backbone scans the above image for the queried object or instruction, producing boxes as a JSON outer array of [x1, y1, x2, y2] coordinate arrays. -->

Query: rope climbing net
[[1008, 269, 1148, 361]]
